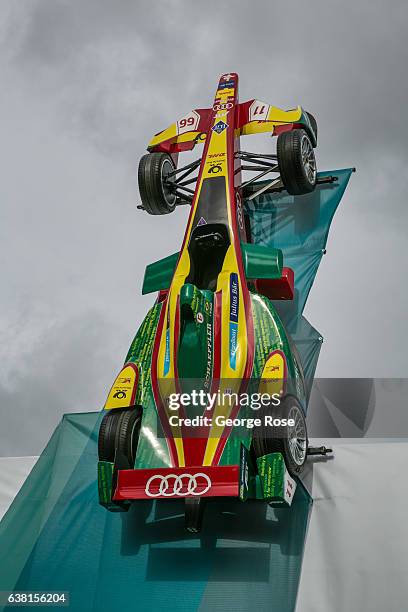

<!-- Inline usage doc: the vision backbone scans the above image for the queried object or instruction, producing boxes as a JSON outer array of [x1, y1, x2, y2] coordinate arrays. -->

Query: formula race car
[[97, 73, 332, 532]]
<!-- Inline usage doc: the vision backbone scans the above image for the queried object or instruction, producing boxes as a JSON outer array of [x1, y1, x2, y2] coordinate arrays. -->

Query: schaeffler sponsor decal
[[229, 273, 239, 370], [212, 120, 228, 134], [145, 473, 211, 497]]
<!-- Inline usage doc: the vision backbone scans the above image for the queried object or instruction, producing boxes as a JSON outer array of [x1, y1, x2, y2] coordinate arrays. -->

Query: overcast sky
[[1, 0, 407, 455]]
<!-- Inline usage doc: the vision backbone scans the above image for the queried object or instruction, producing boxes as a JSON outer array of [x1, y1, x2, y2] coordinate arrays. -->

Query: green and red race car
[[97, 72, 333, 532]]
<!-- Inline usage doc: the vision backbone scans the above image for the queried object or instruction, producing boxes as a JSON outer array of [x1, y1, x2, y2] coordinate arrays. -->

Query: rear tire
[[252, 396, 308, 476], [98, 408, 142, 466], [116, 409, 142, 466], [277, 129, 317, 195], [138, 152, 177, 215], [305, 111, 318, 144], [98, 410, 122, 463]]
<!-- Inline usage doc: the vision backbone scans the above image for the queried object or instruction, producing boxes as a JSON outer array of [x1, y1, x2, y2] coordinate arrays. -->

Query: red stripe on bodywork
[[150, 300, 179, 467]]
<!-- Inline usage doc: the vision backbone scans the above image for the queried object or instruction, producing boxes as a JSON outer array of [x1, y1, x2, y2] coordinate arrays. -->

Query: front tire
[[138, 152, 177, 215], [252, 396, 308, 476], [277, 129, 317, 195]]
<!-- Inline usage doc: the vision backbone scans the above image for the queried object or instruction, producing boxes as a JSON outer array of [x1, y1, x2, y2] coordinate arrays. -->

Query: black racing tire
[[98, 408, 142, 465], [116, 409, 142, 466], [98, 410, 122, 463], [252, 396, 308, 476], [277, 129, 317, 195], [138, 152, 177, 215], [305, 111, 318, 144]]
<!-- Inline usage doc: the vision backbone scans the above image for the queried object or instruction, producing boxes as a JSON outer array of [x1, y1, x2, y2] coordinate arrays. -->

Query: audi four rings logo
[[145, 473, 212, 497], [213, 102, 233, 111]]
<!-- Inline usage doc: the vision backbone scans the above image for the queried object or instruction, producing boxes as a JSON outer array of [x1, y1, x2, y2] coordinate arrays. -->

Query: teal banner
[[245, 169, 354, 396], [0, 413, 312, 612]]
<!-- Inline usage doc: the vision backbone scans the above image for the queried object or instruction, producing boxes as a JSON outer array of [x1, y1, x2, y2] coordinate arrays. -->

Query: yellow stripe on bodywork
[[266, 106, 302, 123], [149, 124, 178, 148], [149, 129, 206, 149], [258, 352, 285, 398], [105, 364, 138, 410], [240, 105, 302, 136], [203, 245, 249, 466]]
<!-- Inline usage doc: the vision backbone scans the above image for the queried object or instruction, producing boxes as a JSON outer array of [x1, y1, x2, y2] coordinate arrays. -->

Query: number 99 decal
[[177, 110, 200, 135]]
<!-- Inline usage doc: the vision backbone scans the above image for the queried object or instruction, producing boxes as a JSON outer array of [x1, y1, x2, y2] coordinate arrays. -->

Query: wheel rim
[[301, 135, 316, 185], [287, 404, 307, 466], [161, 158, 176, 208]]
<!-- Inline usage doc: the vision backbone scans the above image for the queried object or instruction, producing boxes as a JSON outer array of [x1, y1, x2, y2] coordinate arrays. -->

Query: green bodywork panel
[[241, 243, 283, 279], [238, 448, 298, 505], [119, 284, 306, 471], [125, 303, 172, 469], [97, 461, 129, 511], [125, 302, 162, 408], [107, 284, 306, 472], [177, 284, 214, 387], [142, 251, 179, 295], [256, 452, 297, 505], [218, 292, 306, 466], [251, 292, 305, 396], [142, 243, 284, 297]]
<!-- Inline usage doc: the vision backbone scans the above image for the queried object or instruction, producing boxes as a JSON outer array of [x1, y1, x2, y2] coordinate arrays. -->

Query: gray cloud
[[1, 0, 407, 453], [0, 311, 121, 456]]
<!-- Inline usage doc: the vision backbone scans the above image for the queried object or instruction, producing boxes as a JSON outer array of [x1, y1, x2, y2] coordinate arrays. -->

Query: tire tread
[[277, 129, 316, 195], [138, 153, 176, 215]]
